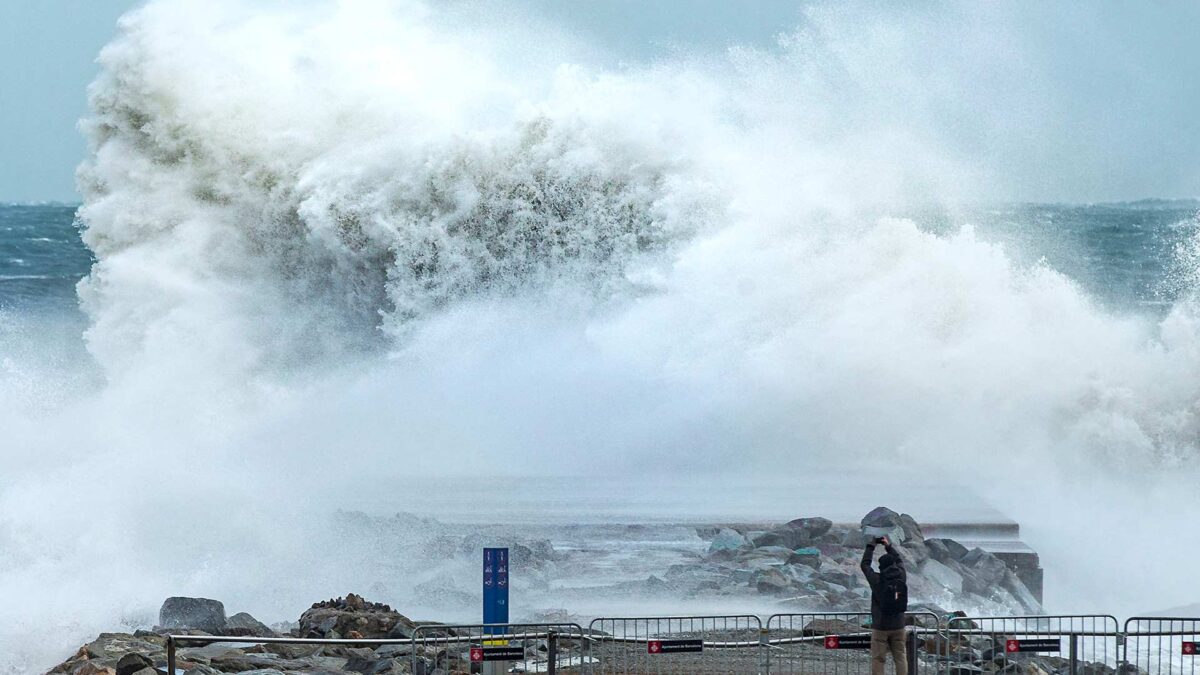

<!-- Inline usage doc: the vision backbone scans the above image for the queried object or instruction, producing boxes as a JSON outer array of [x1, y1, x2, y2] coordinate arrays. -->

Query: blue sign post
[[483, 547, 509, 633]]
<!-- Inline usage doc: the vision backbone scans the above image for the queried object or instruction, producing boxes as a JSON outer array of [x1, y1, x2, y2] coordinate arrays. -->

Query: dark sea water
[[0, 204, 93, 313], [2, 201, 1195, 319]]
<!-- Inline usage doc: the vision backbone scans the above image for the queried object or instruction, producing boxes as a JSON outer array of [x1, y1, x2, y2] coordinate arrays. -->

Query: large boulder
[[226, 611, 276, 637], [860, 507, 907, 543], [960, 548, 1008, 586], [707, 528, 748, 554], [785, 517, 833, 538], [299, 593, 416, 640], [45, 633, 165, 675], [114, 654, 154, 675], [159, 597, 227, 633], [926, 538, 969, 563], [920, 558, 964, 594], [897, 513, 925, 543], [1002, 570, 1043, 613]]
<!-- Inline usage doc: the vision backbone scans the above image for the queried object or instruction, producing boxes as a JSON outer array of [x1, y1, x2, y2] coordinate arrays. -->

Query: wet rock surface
[[678, 505, 1044, 616]]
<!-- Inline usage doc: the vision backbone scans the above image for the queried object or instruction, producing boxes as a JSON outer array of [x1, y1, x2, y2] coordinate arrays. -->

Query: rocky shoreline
[[680, 506, 1043, 616], [46, 506, 1052, 675]]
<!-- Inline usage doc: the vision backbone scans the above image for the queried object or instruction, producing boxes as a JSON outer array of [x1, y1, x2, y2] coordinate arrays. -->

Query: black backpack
[[879, 566, 908, 615]]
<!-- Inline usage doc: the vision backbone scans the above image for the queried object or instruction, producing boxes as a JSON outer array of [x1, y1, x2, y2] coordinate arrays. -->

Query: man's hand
[[881, 536, 890, 547]]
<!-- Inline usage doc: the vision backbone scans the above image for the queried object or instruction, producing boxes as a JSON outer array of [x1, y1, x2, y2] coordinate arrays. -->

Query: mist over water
[[2, 0, 1200, 671]]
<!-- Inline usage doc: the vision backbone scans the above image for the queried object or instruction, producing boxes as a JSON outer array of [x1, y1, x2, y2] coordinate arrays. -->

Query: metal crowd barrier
[[586, 614, 763, 674], [163, 613, 1200, 674], [409, 622, 587, 674], [1124, 617, 1200, 675], [942, 615, 1121, 674], [765, 611, 941, 675]]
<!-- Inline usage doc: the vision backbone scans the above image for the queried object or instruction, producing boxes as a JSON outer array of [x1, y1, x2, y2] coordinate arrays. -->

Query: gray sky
[[0, 0, 135, 203], [0, 0, 1197, 203]]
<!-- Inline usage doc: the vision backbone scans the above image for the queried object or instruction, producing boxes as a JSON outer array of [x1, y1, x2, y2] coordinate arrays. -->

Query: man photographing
[[860, 536, 908, 675]]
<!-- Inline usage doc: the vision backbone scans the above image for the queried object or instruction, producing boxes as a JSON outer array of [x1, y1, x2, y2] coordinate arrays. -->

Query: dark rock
[[927, 537, 969, 562], [786, 547, 822, 569], [1002, 570, 1043, 613], [861, 506, 902, 529], [815, 571, 856, 588], [62, 664, 118, 675], [299, 594, 416, 640], [899, 539, 930, 567], [748, 545, 797, 560], [860, 507, 906, 543], [386, 621, 414, 640], [246, 643, 321, 659], [898, 513, 924, 542], [208, 652, 309, 672], [752, 529, 810, 550], [920, 558, 964, 593], [980, 646, 1006, 663], [752, 568, 791, 594], [115, 653, 154, 675], [785, 517, 833, 537], [159, 597, 227, 633], [961, 548, 1008, 586], [346, 652, 393, 674], [925, 538, 950, 562], [180, 666, 222, 675], [708, 528, 749, 553], [225, 612, 276, 637], [375, 643, 414, 659], [85, 633, 166, 661]]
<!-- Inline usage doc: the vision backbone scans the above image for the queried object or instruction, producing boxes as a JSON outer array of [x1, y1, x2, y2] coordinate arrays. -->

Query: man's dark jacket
[[860, 543, 907, 630]]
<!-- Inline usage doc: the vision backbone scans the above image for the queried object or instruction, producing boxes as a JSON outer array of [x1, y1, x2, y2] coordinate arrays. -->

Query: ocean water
[[3, 201, 1196, 317], [0, 205, 92, 312]]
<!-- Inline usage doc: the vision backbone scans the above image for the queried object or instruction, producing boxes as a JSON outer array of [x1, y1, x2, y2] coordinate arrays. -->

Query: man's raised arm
[[860, 540, 878, 586]]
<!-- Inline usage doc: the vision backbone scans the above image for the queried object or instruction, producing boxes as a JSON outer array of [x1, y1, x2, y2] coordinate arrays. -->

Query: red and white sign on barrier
[[647, 639, 703, 654], [1006, 639, 1061, 654]]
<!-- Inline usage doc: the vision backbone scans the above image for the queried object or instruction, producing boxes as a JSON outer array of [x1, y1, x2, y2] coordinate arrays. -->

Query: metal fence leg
[[759, 627, 770, 675], [1117, 632, 1127, 675], [1068, 633, 1078, 675], [902, 624, 912, 672], [547, 630, 557, 675], [166, 636, 175, 675]]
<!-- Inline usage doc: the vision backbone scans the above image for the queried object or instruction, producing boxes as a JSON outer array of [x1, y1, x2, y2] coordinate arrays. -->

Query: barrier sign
[[825, 635, 872, 649], [470, 646, 525, 662], [483, 547, 509, 630], [648, 639, 704, 654], [1183, 642, 1197, 656], [1006, 639, 1061, 653]]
